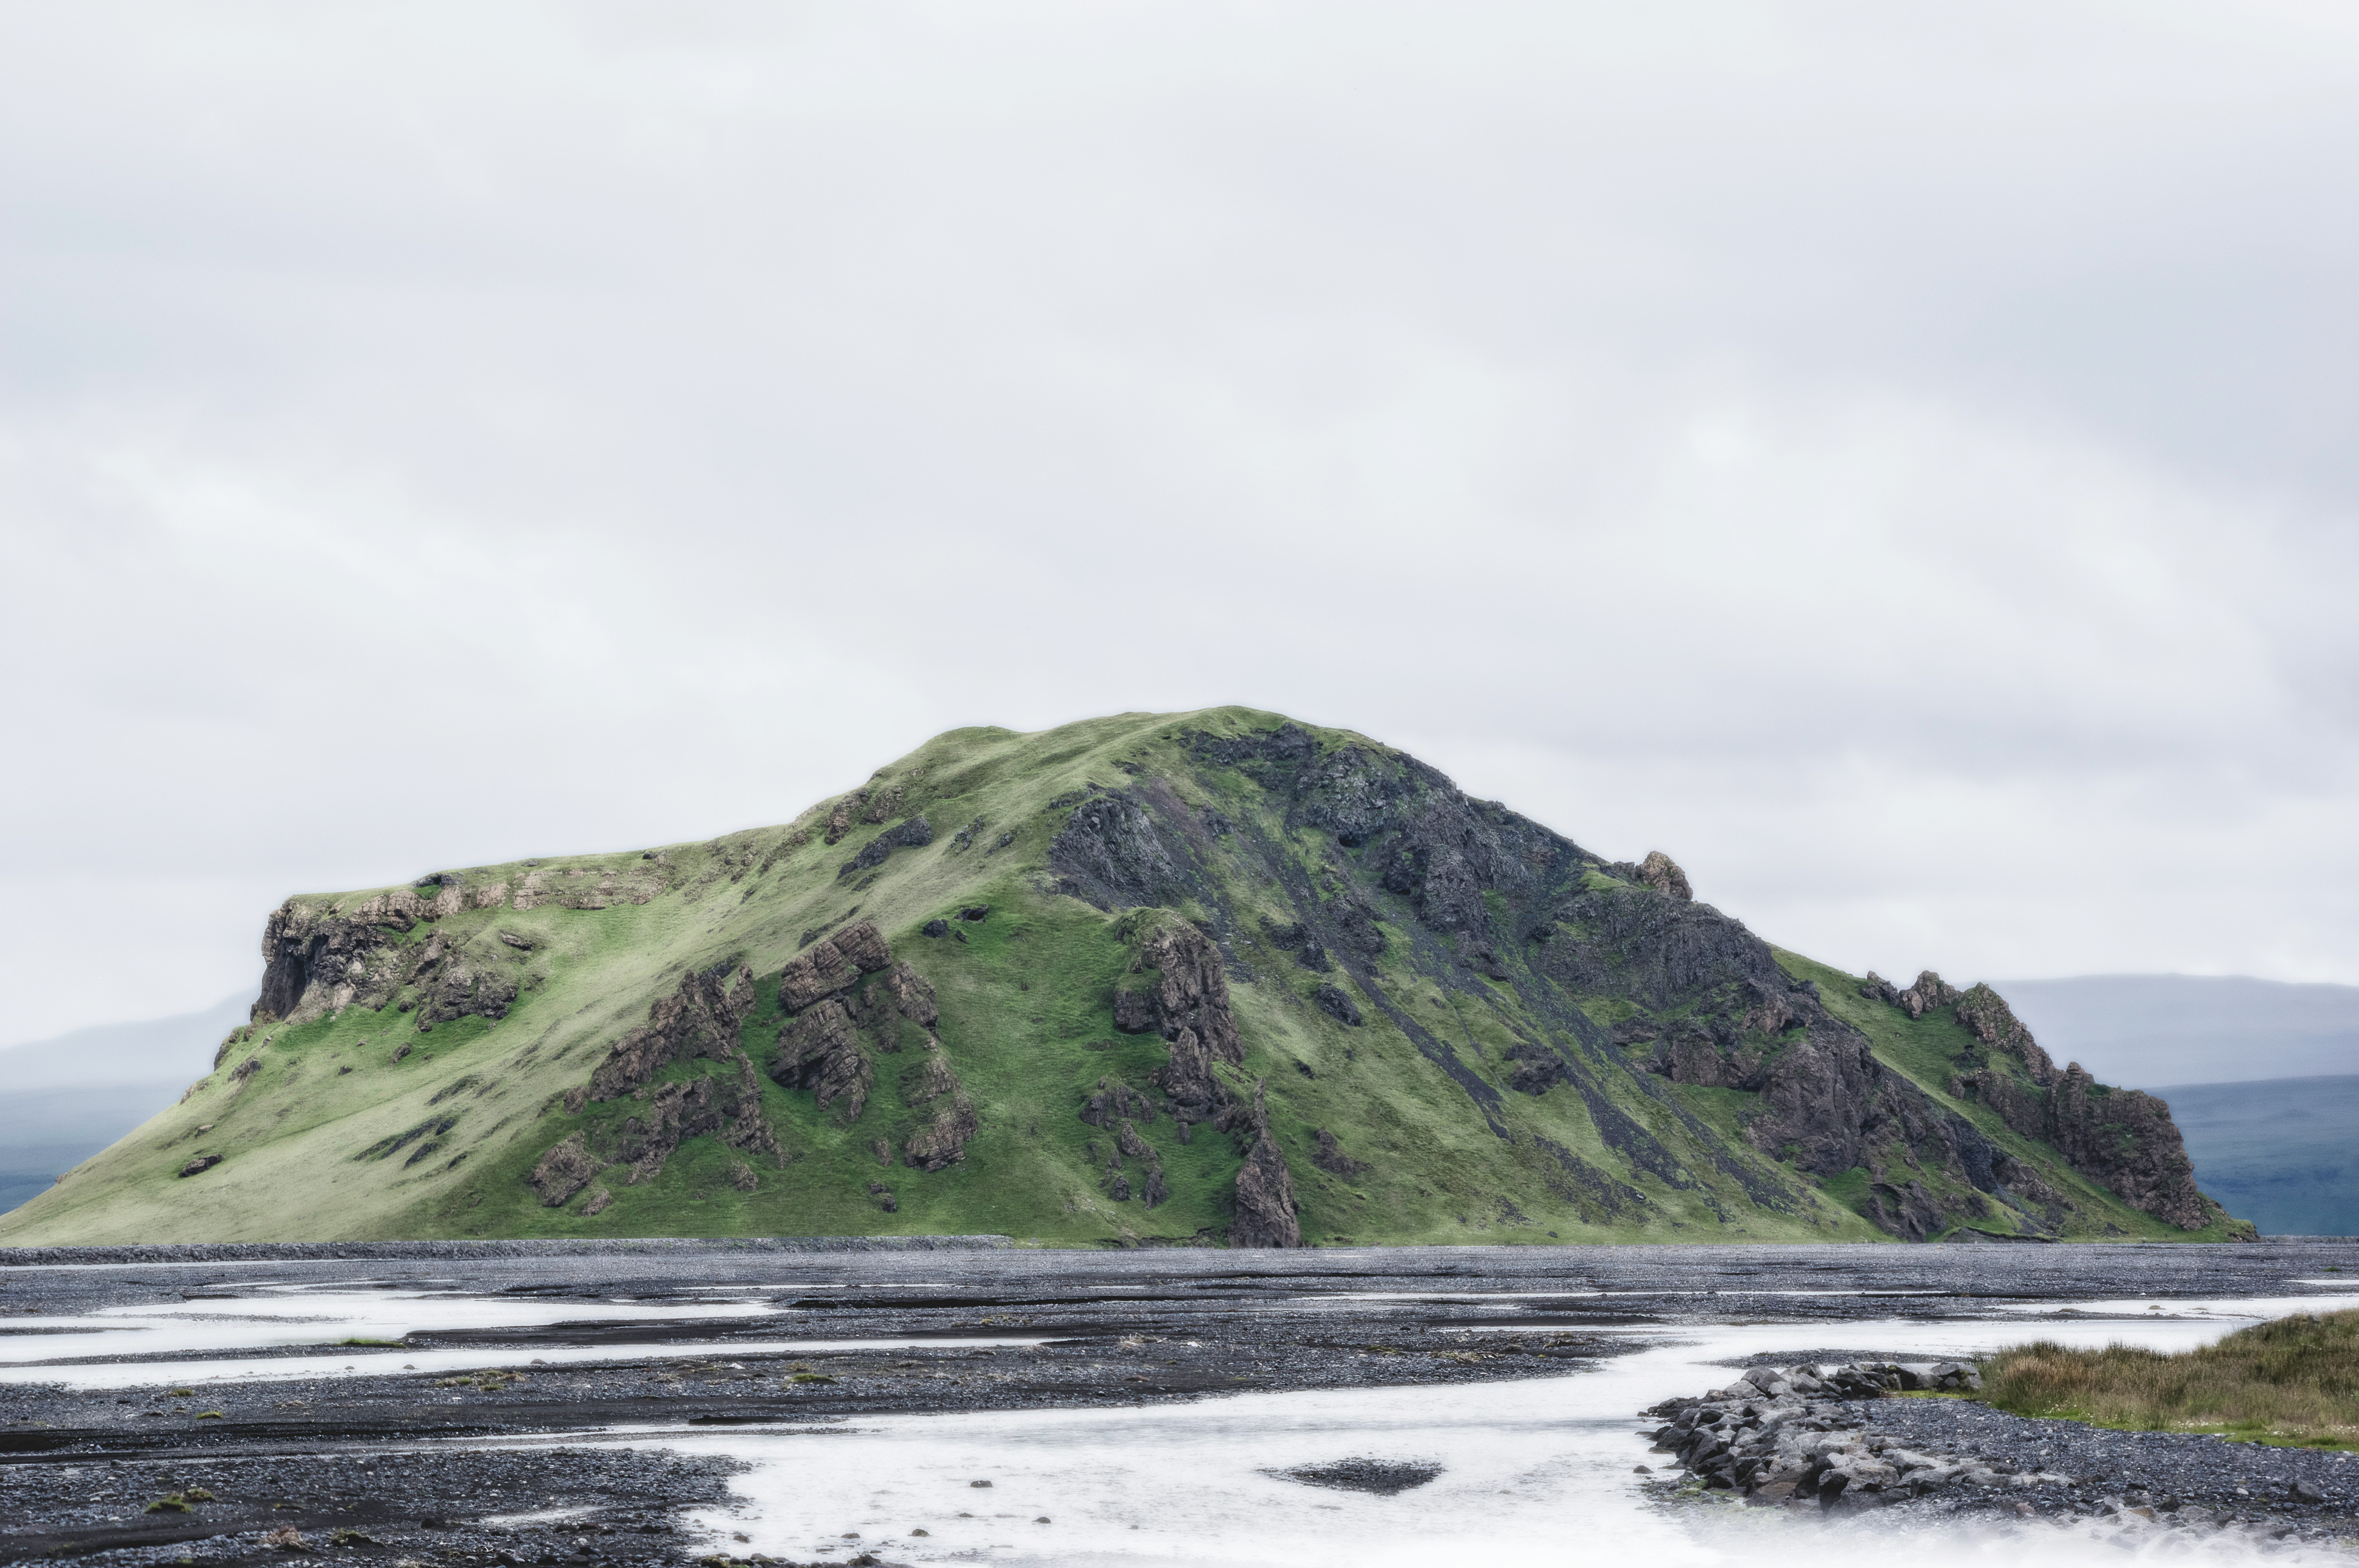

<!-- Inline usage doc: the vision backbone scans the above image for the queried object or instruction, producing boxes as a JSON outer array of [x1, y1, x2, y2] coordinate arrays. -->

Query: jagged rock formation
[[528, 964, 780, 1205], [8, 707, 2243, 1249], [1886, 976, 2210, 1230], [1230, 1082, 1302, 1247]]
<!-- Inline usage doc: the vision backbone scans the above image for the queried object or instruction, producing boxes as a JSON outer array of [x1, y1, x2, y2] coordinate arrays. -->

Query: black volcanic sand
[[4, 1238, 2357, 1564]]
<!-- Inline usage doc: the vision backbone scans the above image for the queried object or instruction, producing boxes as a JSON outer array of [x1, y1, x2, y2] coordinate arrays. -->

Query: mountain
[[1992, 976, 2359, 1089], [0, 995, 253, 1216], [2146, 1076, 2359, 1237], [0, 710, 2250, 1248]]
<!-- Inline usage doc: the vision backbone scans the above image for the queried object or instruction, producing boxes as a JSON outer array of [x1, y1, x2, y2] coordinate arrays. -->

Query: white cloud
[[4, 0, 2358, 1042]]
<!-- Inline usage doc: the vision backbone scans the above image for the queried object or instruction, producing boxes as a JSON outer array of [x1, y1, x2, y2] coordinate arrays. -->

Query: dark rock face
[[175, 1153, 222, 1179], [255, 891, 526, 1028], [1230, 1084, 1301, 1248], [778, 921, 892, 1011], [838, 815, 934, 879], [1048, 794, 1185, 909], [1079, 1076, 1157, 1128], [612, 1063, 780, 1183], [1535, 888, 1784, 1011], [1313, 983, 1363, 1027], [1118, 920, 1245, 1120], [587, 966, 757, 1101], [528, 1134, 598, 1206], [899, 1039, 977, 1171], [532, 963, 780, 1203], [772, 998, 875, 1121], [1635, 850, 1691, 901], [1877, 979, 2210, 1231]]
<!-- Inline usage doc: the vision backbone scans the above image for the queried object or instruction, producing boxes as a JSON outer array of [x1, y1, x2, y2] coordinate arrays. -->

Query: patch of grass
[[1977, 1310, 2359, 1448]]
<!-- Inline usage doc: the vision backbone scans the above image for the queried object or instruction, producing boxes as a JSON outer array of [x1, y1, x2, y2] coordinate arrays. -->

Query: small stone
[[970, 1479, 992, 1488]]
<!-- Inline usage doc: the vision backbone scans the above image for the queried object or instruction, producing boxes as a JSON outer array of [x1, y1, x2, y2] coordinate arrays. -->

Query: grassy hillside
[[0, 709, 2250, 1247]]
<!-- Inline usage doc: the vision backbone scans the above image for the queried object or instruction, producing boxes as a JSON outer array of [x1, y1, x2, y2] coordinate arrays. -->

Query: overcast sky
[[6, 1, 2359, 1047]]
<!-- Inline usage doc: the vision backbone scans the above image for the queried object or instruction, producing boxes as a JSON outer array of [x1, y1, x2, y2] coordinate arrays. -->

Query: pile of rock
[[1644, 1360, 2072, 1511]]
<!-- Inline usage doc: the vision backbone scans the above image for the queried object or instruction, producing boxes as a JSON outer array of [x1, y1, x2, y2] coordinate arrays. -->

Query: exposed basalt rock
[[529, 1134, 599, 1207], [1635, 850, 1692, 901], [1049, 793, 1185, 909], [772, 924, 959, 1143], [1504, 1039, 1567, 1094], [900, 1040, 978, 1171], [824, 779, 911, 845], [778, 920, 893, 1010], [883, 961, 938, 1027], [1953, 983, 2057, 1078], [1131, 921, 1241, 1064], [1097, 1118, 1168, 1208], [2044, 1067, 2207, 1229], [772, 999, 874, 1120], [1262, 919, 1331, 972], [1112, 918, 1246, 1123], [587, 966, 759, 1101], [614, 1061, 780, 1183], [254, 888, 543, 1027], [176, 1153, 222, 1179], [1535, 887, 1785, 1011], [1312, 982, 1363, 1027], [838, 815, 934, 879], [1872, 976, 2210, 1230], [1079, 1076, 1157, 1128], [528, 960, 780, 1204], [1230, 1082, 1301, 1248]]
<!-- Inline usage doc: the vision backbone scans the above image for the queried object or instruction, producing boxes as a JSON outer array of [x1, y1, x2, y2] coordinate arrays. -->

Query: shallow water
[[673, 1291, 2359, 1567]]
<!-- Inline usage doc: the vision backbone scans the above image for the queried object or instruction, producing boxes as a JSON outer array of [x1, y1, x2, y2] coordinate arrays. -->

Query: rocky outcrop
[[1110, 917, 1245, 1121], [1635, 851, 1692, 901], [1313, 983, 1363, 1027], [529, 1134, 599, 1207], [1230, 1083, 1300, 1248], [253, 879, 558, 1027], [530, 962, 779, 1203], [899, 1039, 977, 1171], [1049, 793, 1186, 909], [839, 815, 933, 879], [611, 1061, 780, 1183], [2043, 1068, 2207, 1230], [587, 965, 759, 1101], [769, 921, 939, 1128], [771, 998, 875, 1120], [778, 921, 894, 1011], [1873, 976, 2209, 1230]]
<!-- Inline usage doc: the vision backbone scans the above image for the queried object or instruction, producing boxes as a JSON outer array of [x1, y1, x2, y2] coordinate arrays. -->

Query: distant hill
[[0, 995, 251, 1214], [0, 710, 2244, 1247], [1995, 975, 2359, 1088], [2149, 1076, 2359, 1237]]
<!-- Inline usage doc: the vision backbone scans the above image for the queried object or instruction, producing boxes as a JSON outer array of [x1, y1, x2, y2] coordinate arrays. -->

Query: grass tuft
[[1978, 1310, 2359, 1448]]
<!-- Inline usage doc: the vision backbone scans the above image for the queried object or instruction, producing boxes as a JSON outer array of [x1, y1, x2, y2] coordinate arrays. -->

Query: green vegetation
[[1977, 1312, 2359, 1448], [0, 707, 2248, 1249]]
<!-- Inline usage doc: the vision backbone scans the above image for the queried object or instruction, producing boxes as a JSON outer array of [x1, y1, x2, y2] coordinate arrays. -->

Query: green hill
[[0, 710, 2251, 1248]]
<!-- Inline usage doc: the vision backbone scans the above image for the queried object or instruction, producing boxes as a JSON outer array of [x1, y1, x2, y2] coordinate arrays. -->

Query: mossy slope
[[0, 710, 2250, 1247]]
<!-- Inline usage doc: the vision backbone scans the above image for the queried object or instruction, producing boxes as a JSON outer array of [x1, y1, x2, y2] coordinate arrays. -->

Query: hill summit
[[1, 710, 2248, 1247]]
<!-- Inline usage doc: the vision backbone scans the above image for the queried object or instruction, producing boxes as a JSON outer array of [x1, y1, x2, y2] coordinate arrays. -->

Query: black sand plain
[[4, 1238, 2356, 1565]]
